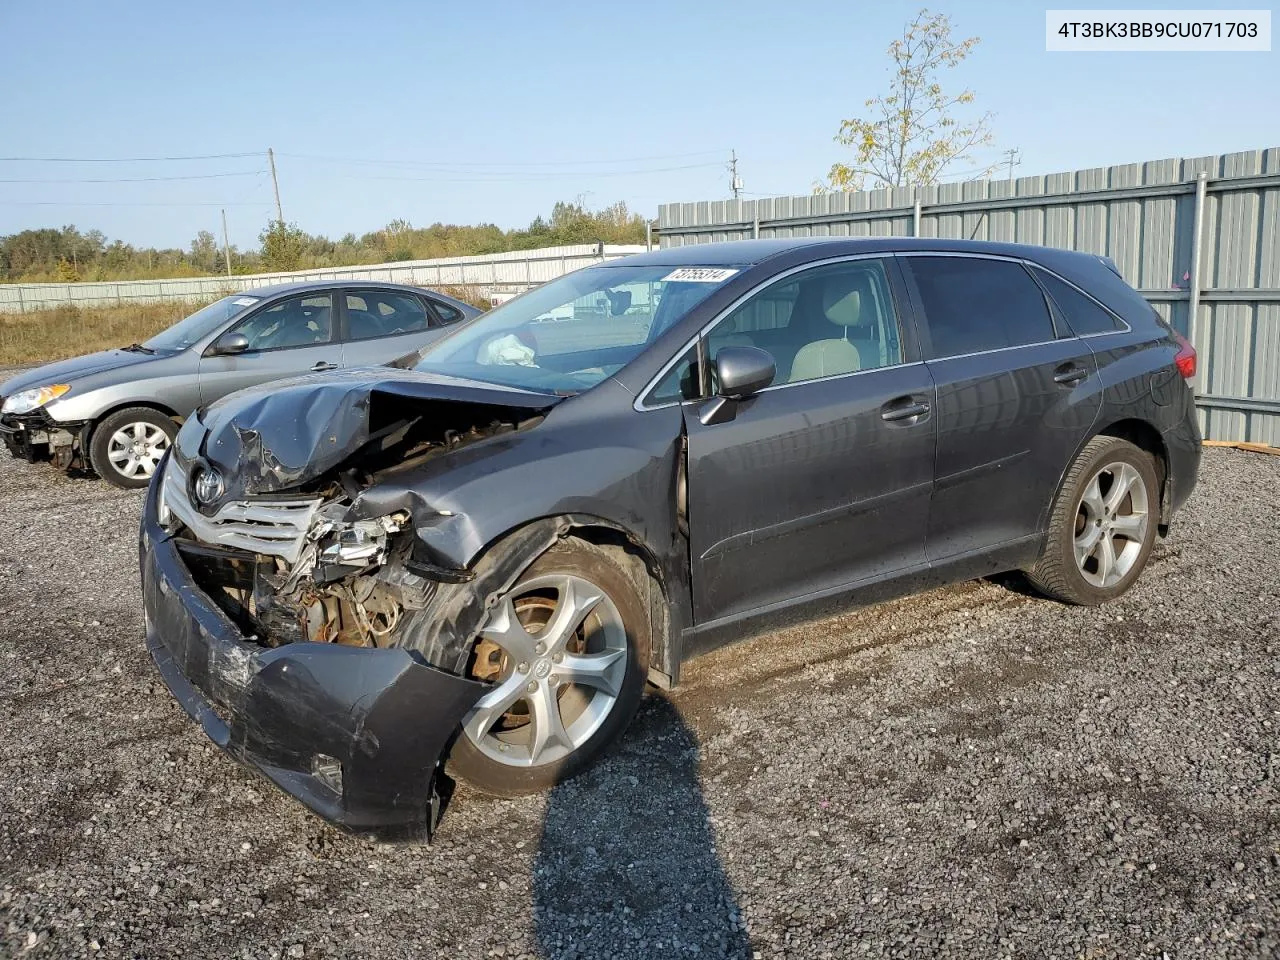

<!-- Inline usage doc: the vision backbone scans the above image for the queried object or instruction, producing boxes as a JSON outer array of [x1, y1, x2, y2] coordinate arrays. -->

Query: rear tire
[[88, 407, 177, 489], [447, 538, 651, 797], [1026, 435, 1159, 605]]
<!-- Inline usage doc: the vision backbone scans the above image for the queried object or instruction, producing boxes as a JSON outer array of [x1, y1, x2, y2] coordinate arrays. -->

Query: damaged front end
[[141, 371, 562, 835]]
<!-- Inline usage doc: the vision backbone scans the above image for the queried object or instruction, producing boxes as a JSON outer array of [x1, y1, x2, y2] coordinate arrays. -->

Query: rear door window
[[345, 290, 431, 341], [907, 256, 1056, 358], [1032, 268, 1124, 336]]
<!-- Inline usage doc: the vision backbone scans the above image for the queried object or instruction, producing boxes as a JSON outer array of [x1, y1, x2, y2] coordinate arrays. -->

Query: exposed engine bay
[[253, 505, 430, 648], [163, 376, 555, 654]]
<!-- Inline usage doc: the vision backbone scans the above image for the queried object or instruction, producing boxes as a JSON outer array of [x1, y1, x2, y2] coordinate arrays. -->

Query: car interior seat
[[789, 272, 880, 381]]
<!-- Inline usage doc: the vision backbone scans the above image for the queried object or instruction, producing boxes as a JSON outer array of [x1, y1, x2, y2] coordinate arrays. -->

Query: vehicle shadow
[[533, 692, 752, 959]]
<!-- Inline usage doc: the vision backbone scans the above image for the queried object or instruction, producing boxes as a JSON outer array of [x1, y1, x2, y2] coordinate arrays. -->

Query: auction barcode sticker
[[1046, 9, 1271, 50], [662, 267, 739, 283]]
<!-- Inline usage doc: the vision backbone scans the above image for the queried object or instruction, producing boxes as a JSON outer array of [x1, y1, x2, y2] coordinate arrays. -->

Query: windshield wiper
[[121, 342, 156, 354]]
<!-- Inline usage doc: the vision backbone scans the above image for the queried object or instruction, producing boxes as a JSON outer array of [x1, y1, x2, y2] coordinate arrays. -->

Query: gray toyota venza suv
[[0, 280, 478, 488], [140, 238, 1200, 834]]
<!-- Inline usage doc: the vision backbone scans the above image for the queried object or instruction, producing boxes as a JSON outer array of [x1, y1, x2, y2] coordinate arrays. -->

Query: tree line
[[0, 200, 648, 283]]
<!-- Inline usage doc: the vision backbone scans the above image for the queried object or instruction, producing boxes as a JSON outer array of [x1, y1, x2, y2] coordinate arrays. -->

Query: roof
[[234, 278, 461, 299], [229, 278, 479, 313], [610, 237, 1108, 271]]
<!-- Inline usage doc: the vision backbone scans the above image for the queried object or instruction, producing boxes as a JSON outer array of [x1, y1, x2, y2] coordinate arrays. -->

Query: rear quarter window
[[1033, 268, 1123, 336]]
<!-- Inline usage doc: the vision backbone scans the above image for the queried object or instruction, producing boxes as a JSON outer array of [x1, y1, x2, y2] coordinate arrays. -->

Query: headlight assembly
[[1, 383, 71, 415]]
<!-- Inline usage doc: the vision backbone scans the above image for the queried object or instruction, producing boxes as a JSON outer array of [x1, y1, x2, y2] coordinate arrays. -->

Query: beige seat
[[789, 273, 879, 382]]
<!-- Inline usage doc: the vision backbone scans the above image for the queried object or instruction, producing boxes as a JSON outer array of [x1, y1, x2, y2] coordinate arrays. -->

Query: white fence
[[0, 243, 649, 313]]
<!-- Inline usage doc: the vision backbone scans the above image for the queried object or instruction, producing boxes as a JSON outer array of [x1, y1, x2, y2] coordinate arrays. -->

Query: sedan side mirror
[[715, 346, 776, 399], [211, 331, 250, 356]]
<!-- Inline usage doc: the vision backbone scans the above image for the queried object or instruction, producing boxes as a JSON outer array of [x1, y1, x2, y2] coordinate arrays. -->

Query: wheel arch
[[82, 400, 181, 449], [1094, 417, 1171, 529], [468, 514, 678, 686]]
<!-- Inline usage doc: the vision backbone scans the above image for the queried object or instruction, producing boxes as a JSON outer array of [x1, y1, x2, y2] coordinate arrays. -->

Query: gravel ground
[[1, 448, 1277, 959]]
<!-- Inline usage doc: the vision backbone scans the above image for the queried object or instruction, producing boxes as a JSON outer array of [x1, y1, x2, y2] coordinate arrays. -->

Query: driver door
[[198, 292, 341, 404]]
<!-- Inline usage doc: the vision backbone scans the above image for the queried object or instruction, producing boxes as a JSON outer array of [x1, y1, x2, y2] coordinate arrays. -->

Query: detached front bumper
[[139, 473, 486, 835]]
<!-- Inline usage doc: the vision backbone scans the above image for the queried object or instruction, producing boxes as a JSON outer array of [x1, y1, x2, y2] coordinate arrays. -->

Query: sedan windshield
[[414, 264, 740, 393], [144, 295, 258, 351]]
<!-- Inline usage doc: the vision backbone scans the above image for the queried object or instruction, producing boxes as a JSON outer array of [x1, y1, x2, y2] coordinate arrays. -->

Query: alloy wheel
[[1073, 460, 1150, 589], [463, 574, 628, 768]]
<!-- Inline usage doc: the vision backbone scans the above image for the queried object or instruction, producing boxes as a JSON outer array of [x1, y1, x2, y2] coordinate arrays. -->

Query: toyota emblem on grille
[[192, 466, 225, 506]]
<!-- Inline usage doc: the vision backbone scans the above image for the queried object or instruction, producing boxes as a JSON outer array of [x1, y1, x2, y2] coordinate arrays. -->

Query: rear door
[[197, 292, 340, 404], [339, 289, 447, 367], [680, 256, 936, 625], [901, 254, 1102, 561]]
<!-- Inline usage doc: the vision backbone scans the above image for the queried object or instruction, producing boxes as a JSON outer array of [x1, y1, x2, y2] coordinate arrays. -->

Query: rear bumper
[[1163, 408, 1201, 519], [139, 473, 486, 835]]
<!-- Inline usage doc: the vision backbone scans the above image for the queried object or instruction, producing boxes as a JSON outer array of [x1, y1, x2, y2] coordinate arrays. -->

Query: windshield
[[144, 295, 258, 351], [414, 264, 739, 393]]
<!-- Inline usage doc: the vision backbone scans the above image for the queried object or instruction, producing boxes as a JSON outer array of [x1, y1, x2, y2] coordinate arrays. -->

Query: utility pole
[[728, 149, 743, 200], [1003, 148, 1021, 182], [268, 147, 284, 226], [221, 208, 233, 277]]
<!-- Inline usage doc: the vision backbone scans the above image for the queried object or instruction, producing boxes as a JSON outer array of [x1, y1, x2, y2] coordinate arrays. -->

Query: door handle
[[1053, 364, 1088, 385], [880, 397, 931, 422], [311, 361, 340, 372]]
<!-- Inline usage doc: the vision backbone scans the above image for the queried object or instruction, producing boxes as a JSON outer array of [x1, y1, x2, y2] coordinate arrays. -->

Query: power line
[[277, 149, 729, 169], [318, 162, 723, 184], [0, 170, 263, 184], [0, 200, 272, 207], [0, 151, 263, 163]]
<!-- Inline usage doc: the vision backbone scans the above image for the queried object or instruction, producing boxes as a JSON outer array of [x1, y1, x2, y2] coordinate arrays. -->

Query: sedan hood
[[184, 367, 560, 496], [1, 348, 166, 396]]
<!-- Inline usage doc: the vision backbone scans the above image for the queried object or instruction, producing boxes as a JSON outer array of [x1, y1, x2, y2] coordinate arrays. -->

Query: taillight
[[1173, 332, 1196, 379]]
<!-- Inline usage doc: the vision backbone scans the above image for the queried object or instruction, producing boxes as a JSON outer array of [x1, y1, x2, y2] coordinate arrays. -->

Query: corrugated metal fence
[[0, 243, 648, 313], [658, 148, 1280, 445]]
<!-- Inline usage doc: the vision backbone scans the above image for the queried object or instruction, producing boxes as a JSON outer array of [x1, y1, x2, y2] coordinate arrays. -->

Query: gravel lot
[[1, 447, 1277, 959]]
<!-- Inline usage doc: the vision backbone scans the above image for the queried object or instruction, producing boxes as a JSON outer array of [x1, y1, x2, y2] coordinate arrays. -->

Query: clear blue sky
[[0, 0, 1275, 250]]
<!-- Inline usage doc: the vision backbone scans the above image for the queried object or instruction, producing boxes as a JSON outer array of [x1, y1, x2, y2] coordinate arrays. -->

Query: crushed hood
[[1, 348, 168, 396], [184, 368, 559, 496]]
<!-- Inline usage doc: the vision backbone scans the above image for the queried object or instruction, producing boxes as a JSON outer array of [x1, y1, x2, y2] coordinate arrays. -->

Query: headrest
[[822, 274, 866, 328]]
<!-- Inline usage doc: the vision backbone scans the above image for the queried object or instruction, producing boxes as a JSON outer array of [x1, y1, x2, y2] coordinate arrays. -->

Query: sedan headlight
[[1, 383, 71, 415]]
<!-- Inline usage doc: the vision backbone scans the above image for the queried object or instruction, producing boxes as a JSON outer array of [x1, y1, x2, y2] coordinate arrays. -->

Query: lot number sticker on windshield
[[232, 297, 259, 306], [662, 267, 739, 283]]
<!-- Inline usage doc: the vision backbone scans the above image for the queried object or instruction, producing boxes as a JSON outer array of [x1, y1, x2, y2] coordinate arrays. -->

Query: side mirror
[[606, 289, 632, 316], [715, 346, 776, 398], [211, 331, 250, 356]]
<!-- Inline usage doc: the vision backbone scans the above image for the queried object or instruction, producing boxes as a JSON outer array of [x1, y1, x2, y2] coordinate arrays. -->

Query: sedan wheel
[[106, 421, 170, 481], [88, 406, 179, 489]]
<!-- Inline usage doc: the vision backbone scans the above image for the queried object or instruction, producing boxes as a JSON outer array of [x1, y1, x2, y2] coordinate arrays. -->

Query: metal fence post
[[752, 214, 759, 239], [913, 192, 922, 237], [1188, 171, 1209, 394]]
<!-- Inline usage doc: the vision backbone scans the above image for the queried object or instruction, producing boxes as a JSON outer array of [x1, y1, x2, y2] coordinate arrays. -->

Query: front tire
[[88, 407, 177, 489], [448, 539, 651, 797], [1026, 435, 1160, 605]]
